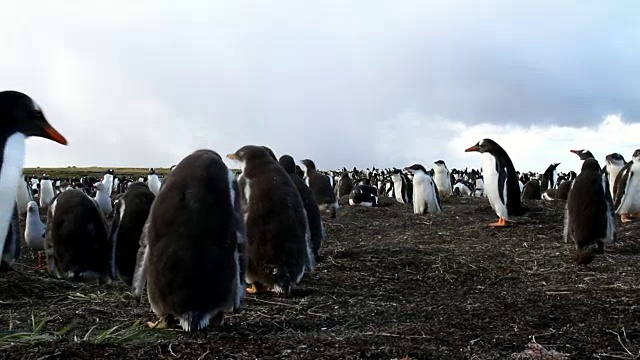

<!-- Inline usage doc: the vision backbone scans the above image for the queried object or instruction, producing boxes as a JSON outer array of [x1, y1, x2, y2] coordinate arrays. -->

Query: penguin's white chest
[[40, 180, 55, 207], [0, 133, 26, 252], [480, 153, 509, 219], [618, 162, 640, 214], [148, 175, 161, 195], [434, 169, 452, 195]]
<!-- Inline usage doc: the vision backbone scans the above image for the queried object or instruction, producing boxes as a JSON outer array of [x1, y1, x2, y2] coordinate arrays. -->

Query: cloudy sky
[[3, 1, 639, 173]]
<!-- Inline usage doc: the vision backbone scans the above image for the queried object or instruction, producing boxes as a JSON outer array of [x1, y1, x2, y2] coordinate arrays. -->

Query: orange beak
[[226, 153, 237, 160], [465, 145, 479, 152], [42, 124, 68, 145], [569, 149, 580, 154]]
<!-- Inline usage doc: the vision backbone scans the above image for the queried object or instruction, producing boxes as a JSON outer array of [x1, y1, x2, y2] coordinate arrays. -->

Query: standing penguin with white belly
[[403, 164, 441, 214], [147, 168, 161, 196], [133, 150, 246, 331], [228, 145, 314, 296], [565, 158, 616, 265], [433, 160, 453, 197], [0, 91, 68, 268], [613, 149, 640, 223], [465, 139, 528, 226], [39, 174, 55, 210]]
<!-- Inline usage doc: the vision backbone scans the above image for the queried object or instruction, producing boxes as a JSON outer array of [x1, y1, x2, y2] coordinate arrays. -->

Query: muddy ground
[[1, 195, 640, 359]]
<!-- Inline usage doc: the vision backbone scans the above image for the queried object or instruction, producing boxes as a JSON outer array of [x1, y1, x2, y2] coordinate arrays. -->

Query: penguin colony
[[2, 90, 640, 333]]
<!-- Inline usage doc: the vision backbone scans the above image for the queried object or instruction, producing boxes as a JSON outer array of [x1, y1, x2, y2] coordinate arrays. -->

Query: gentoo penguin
[[228, 146, 314, 296], [132, 150, 246, 331], [349, 184, 379, 207], [465, 139, 528, 226], [25, 200, 46, 267], [39, 175, 55, 209], [0, 90, 67, 266], [564, 158, 616, 265], [541, 163, 560, 191], [278, 154, 326, 261], [606, 153, 627, 197], [147, 168, 161, 196], [301, 159, 338, 218], [390, 169, 412, 204], [337, 170, 354, 197], [109, 182, 155, 285], [93, 182, 113, 217], [16, 175, 33, 215], [433, 160, 453, 197], [1, 204, 21, 271], [403, 164, 441, 214], [613, 149, 640, 223], [521, 179, 541, 200], [45, 189, 111, 282], [102, 169, 115, 195]]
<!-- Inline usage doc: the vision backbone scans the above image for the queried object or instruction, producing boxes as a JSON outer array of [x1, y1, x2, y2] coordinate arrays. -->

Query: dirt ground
[[1, 195, 640, 359]]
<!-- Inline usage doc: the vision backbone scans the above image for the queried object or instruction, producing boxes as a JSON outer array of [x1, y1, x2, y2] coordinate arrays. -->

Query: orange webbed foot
[[489, 217, 509, 227]]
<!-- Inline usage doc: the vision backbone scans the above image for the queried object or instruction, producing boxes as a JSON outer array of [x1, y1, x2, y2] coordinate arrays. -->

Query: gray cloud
[[3, 1, 640, 169]]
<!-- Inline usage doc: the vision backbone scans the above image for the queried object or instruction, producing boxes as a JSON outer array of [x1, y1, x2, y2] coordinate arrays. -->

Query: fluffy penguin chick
[[109, 182, 155, 285], [228, 145, 314, 296], [301, 159, 338, 218], [132, 149, 247, 332], [404, 164, 441, 214], [564, 158, 616, 265], [45, 189, 111, 282]]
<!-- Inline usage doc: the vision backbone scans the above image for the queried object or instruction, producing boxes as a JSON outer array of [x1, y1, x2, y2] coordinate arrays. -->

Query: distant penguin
[[349, 184, 379, 207], [541, 163, 560, 191], [93, 182, 113, 217], [147, 168, 161, 195], [433, 160, 453, 197], [465, 139, 528, 226], [279, 154, 326, 261], [564, 158, 616, 265], [521, 180, 541, 200], [452, 179, 472, 196], [133, 150, 246, 331], [555, 172, 577, 200], [606, 153, 627, 198], [45, 189, 111, 282], [109, 182, 155, 285], [301, 159, 338, 218], [473, 177, 485, 197], [337, 170, 354, 197], [102, 169, 115, 195], [39, 175, 55, 209], [25, 201, 46, 267], [613, 149, 640, 223], [16, 176, 33, 215], [0, 90, 67, 267], [228, 146, 314, 296], [403, 164, 441, 214], [390, 169, 412, 204]]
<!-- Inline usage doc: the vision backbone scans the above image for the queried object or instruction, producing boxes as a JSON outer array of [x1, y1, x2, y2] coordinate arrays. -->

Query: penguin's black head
[[278, 154, 296, 174], [580, 158, 601, 174], [390, 168, 402, 175], [0, 91, 67, 145], [107, 169, 114, 175], [570, 149, 595, 160], [300, 159, 317, 171], [403, 164, 428, 174], [434, 160, 446, 167], [632, 149, 640, 162], [261, 146, 277, 161], [227, 145, 275, 171], [148, 168, 156, 175], [605, 153, 625, 165], [464, 138, 499, 154]]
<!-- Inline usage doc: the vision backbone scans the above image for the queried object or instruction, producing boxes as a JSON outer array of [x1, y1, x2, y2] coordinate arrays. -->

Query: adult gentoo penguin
[[0, 90, 67, 266], [279, 154, 326, 262], [147, 168, 161, 195], [301, 158, 338, 218], [564, 158, 616, 265], [465, 139, 528, 226], [109, 182, 156, 285], [613, 149, 640, 223], [133, 149, 246, 331], [228, 145, 314, 296], [403, 164, 441, 214], [45, 189, 111, 282], [433, 160, 453, 197]]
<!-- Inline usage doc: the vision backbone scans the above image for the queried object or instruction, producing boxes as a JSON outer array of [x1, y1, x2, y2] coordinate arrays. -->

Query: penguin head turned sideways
[[0, 90, 67, 145], [464, 139, 500, 154], [403, 164, 428, 175]]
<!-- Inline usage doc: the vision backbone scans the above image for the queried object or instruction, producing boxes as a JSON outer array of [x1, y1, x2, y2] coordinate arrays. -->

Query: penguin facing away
[[45, 189, 111, 282], [433, 160, 453, 196], [403, 164, 441, 214], [228, 145, 314, 296], [613, 149, 640, 223], [278, 154, 326, 262], [110, 182, 156, 285], [465, 139, 528, 226], [564, 158, 616, 265], [0, 91, 68, 265], [301, 159, 338, 218], [133, 149, 246, 331], [606, 153, 627, 199]]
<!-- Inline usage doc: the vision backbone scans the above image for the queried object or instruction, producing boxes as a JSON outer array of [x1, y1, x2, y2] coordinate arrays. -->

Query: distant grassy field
[[23, 167, 172, 178]]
